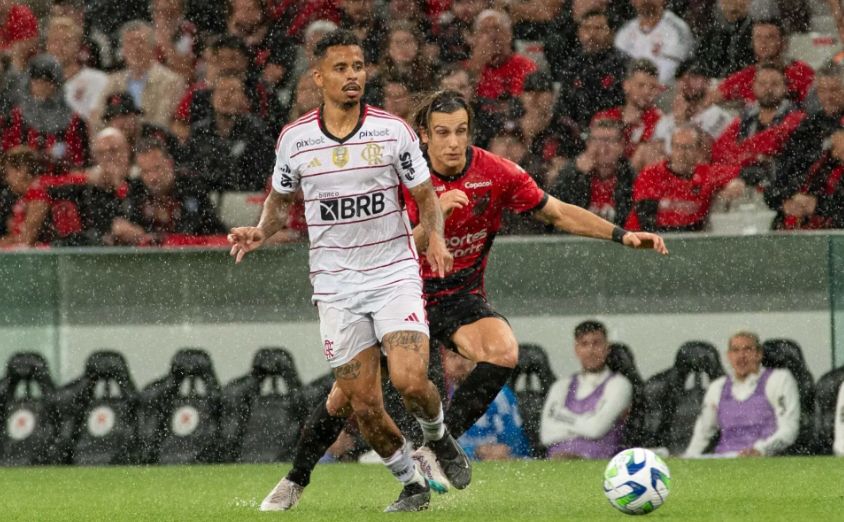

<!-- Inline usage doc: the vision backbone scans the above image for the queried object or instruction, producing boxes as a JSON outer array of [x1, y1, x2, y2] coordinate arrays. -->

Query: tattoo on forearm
[[382, 331, 426, 353], [335, 360, 361, 381]]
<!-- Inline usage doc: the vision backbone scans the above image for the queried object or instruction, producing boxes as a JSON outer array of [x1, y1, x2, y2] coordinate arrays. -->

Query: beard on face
[[758, 96, 782, 110]]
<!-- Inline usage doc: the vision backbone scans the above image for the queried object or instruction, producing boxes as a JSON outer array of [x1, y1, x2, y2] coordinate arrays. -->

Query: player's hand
[[622, 231, 669, 255], [719, 178, 746, 202], [228, 227, 266, 263], [440, 189, 469, 219], [426, 233, 453, 278]]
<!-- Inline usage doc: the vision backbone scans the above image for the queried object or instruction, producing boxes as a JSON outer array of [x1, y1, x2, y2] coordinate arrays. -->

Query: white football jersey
[[614, 11, 693, 84], [272, 105, 429, 303]]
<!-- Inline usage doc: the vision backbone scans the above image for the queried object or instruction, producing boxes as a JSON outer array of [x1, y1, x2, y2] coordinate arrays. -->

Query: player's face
[[753, 69, 786, 109], [575, 332, 610, 372], [727, 335, 762, 380], [752, 24, 783, 61], [424, 110, 470, 172], [624, 71, 660, 111], [314, 45, 366, 108]]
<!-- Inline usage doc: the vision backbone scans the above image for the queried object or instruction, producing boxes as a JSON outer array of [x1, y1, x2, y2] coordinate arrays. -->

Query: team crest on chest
[[361, 142, 384, 165], [332, 146, 349, 168]]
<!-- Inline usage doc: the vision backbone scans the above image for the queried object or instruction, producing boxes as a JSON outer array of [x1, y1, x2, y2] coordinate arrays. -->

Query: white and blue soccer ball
[[603, 448, 671, 515]]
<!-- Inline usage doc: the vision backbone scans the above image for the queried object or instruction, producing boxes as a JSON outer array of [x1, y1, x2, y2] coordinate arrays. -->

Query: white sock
[[381, 439, 424, 485], [415, 405, 445, 442]]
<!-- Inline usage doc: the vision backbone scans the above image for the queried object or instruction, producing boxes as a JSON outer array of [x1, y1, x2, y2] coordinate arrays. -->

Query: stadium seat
[[55, 351, 140, 465], [221, 347, 307, 463], [607, 343, 646, 448], [0, 353, 59, 466], [638, 342, 724, 455], [138, 348, 223, 464], [812, 366, 844, 454], [218, 192, 265, 229], [508, 343, 556, 458], [762, 339, 816, 455]]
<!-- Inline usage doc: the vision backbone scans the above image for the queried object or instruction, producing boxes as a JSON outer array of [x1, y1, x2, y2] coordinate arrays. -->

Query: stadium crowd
[[2, 0, 844, 247]]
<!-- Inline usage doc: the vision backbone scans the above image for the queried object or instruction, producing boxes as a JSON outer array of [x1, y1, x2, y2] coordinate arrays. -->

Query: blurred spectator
[[227, 0, 297, 88], [292, 20, 338, 79], [470, 10, 538, 101], [520, 71, 582, 175], [339, 0, 388, 65], [102, 92, 184, 165], [592, 59, 663, 170], [444, 351, 531, 461], [381, 21, 436, 92], [151, 0, 198, 82], [388, 0, 436, 57], [711, 63, 806, 169], [0, 0, 38, 72], [172, 35, 272, 143], [493, 0, 565, 41], [491, 129, 552, 235], [85, 0, 149, 40], [694, 0, 755, 78], [437, 64, 475, 104], [765, 61, 844, 229], [629, 125, 745, 232], [114, 138, 224, 245], [650, 60, 733, 154], [549, 118, 635, 226], [709, 18, 814, 106], [551, 10, 628, 131], [50, 0, 113, 71], [1, 55, 90, 172], [437, 0, 487, 64], [186, 75, 275, 191], [94, 21, 187, 134], [614, 0, 693, 84], [382, 72, 414, 120], [541, 321, 632, 460], [45, 17, 108, 122], [37, 128, 133, 246], [288, 73, 321, 121], [685, 331, 799, 457], [0, 146, 47, 247]]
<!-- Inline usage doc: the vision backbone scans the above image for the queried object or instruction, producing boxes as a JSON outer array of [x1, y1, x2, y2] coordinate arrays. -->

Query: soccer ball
[[603, 448, 671, 515]]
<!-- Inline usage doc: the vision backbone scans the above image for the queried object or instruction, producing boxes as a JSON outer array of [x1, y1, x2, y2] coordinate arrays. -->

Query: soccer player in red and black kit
[[271, 91, 668, 505]]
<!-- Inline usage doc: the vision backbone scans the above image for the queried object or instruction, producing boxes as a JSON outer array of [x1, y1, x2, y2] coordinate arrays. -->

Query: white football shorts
[[317, 281, 429, 368]]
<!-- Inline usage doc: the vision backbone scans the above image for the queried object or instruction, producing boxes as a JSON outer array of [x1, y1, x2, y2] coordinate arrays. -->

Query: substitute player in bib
[[268, 90, 669, 499], [228, 31, 470, 513]]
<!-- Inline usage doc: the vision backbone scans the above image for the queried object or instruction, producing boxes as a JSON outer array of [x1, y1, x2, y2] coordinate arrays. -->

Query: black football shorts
[[426, 292, 509, 352]]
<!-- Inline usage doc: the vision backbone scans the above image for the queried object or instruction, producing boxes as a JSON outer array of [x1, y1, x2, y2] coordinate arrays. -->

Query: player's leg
[[260, 385, 351, 511], [375, 289, 472, 492], [445, 317, 519, 437]]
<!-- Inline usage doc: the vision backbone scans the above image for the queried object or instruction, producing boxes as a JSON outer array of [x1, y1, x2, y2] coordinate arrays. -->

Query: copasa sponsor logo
[[296, 136, 325, 150], [359, 129, 389, 139], [445, 229, 487, 258], [465, 181, 492, 189]]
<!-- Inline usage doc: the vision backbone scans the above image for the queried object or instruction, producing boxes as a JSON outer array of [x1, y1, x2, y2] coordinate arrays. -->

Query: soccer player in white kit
[[227, 30, 470, 513]]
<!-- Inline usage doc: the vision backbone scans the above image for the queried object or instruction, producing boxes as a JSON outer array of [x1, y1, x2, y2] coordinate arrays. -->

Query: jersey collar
[[317, 103, 367, 144], [428, 146, 474, 182]]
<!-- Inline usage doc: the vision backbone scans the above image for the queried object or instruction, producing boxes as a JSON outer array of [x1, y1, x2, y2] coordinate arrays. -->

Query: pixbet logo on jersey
[[296, 136, 325, 150], [359, 129, 389, 139], [446, 229, 488, 258], [320, 192, 386, 221]]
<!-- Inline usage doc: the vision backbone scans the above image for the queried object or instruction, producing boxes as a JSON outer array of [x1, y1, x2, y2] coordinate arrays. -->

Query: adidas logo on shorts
[[404, 313, 421, 322]]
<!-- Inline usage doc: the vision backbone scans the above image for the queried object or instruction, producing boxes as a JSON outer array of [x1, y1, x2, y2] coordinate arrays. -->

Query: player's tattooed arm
[[257, 189, 297, 239], [408, 179, 454, 276], [334, 360, 362, 381], [534, 196, 668, 254]]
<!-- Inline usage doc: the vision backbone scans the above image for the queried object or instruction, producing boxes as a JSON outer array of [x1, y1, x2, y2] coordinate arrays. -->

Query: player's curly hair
[[409, 89, 474, 141], [313, 29, 363, 62]]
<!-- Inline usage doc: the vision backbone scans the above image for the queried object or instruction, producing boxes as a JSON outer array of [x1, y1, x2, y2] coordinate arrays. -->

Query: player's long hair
[[409, 90, 474, 147]]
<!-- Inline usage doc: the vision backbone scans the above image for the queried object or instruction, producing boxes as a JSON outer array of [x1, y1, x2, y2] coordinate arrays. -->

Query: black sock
[[285, 401, 347, 488], [444, 362, 513, 438]]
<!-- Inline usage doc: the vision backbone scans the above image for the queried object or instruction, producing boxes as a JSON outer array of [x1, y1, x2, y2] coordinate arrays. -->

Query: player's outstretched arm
[[228, 189, 296, 263], [408, 179, 454, 277], [534, 196, 669, 255]]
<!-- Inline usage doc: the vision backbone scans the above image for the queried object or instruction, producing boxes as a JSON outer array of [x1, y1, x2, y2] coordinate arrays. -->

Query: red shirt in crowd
[[589, 175, 618, 222], [783, 155, 844, 230], [404, 146, 547, 303], [1, 108, 89, 173], [717, 61, 815, 104], [475, 53, 538, 100], [711, 109, 806, 167], [627, 160, 740, 231], [592, 106, 663, 158], [1, 4, 37, 49]]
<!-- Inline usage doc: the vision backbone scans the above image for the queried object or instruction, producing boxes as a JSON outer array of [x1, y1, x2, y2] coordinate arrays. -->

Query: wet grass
[[1, 457, 842, 521]]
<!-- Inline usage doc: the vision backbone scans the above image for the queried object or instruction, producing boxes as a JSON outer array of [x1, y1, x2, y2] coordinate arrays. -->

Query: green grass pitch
[[2, 458, 843, 521]]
